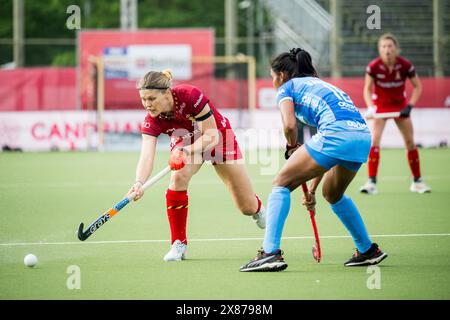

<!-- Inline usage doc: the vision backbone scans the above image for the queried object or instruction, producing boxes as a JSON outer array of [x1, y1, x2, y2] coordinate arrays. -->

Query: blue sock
[[331, 195, 372, 253], [263, 186, 291, 254]]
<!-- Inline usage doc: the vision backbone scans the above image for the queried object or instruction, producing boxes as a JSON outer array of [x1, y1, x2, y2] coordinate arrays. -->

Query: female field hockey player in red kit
[[360, 33, 431, 195], [126, 70, 266, 261]]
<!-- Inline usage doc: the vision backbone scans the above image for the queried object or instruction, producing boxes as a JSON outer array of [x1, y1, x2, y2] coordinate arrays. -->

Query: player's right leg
[[360, 118, 387, 195], [164, 162, 203, 261], [240, 146, 327, 272], [323, 165, 388, 266]]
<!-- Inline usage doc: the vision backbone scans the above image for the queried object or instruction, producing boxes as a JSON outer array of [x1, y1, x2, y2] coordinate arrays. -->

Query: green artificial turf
[[1, 149, 449, 299]]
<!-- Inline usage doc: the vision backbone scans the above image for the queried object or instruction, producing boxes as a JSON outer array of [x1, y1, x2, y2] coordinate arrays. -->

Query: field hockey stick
[[364, 111, 401, 119], [77, 166, 172, 241], [301, 183, 322, 263]]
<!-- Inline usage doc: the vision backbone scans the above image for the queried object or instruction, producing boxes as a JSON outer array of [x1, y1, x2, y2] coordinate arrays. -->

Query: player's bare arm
[[408, 75, 422, 107], [308, 173, 324, 194], [279, 99, 301, 159], [129, 134, 157, 201], [363, 73, 375, 109], [399, 75, 422, 117], [280, 100, 297, 145]]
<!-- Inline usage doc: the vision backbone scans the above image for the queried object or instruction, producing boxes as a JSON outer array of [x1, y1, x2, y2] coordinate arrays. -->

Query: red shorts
[[375, 102, 407, 114], [170, 118, 242, 165]]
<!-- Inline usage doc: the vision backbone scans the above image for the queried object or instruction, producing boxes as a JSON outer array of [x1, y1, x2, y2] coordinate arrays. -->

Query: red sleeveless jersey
[[140, 84, 241, 164], [366, 56, 416, 112]]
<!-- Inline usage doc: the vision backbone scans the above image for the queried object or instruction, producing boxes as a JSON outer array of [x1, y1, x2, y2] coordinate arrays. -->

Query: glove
[[285, 143, 301, 160], [169, 148, 187, 170], [400, 104, 413, 118]]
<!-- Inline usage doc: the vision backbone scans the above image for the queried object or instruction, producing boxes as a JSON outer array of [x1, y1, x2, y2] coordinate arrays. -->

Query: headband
[[139, 86, 169, 90]]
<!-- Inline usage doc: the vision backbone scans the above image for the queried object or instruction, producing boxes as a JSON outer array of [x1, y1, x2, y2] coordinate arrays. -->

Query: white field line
[[1, 233, 450, 247], [1, 175, 450, 189]]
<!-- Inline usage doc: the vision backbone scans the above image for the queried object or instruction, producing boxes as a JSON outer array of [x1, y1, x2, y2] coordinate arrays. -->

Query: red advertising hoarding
[[78, 29, 215, 110], [256, 78, 450, 109]]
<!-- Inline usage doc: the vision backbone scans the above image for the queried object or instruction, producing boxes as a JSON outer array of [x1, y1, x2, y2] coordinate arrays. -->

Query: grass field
[[1, 148, 450, 300]]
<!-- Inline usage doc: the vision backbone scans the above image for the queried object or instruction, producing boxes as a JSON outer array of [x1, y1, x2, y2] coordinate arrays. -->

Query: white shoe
[[410, 180, 431, 194], [360, 180, 378, 195], [163, 240, 187, 261], [252, 206, 266, 229]]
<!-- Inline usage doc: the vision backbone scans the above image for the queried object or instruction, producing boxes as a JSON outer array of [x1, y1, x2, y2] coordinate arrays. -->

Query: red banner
[[0, 66, 449, 111], [78, 29, 215, 110], [256, 77, 450, 109], [0, 68, 76, 111]]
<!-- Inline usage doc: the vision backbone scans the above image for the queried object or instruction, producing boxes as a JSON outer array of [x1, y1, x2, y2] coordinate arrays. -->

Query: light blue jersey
[[277, 77, 371, 163]]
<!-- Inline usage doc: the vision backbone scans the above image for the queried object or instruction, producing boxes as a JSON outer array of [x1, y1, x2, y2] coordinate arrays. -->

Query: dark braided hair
[[271, 48, 318, 79]]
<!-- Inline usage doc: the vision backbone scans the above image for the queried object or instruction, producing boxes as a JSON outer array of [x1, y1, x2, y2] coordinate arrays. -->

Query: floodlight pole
[[225, 0, 238, 57], [225, 0, 238, 79], [242, 1, 255, 58], [330, 0, 342, 78], [433, 0, 444, 77], [256, 0, 267, 77], [13, 0, 25, 68], [121, 0, 138, 30]]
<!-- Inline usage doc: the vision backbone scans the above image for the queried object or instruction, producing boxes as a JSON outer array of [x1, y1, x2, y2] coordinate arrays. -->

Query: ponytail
[[161, 69, 173, 81], [290, 48, 318, 78], [271, 48, 318, 80]]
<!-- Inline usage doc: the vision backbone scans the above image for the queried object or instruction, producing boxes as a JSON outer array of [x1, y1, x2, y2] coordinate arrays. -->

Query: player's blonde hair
[[137, 69, 173, 90], [378, 33, 400, 49]]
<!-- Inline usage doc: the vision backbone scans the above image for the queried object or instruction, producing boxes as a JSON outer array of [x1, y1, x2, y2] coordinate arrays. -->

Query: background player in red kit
[[126, 70, 266, 261], [360, 33, 431, 194]]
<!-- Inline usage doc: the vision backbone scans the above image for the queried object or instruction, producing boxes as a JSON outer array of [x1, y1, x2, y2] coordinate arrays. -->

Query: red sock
[[368, 146, 380, 181], [166, 189, 188, 245], [407, 148, 421, 180], [255, 194, 262, 214]]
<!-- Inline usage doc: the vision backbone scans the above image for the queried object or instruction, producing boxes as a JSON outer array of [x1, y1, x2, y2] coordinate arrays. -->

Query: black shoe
[[240, 249, 288, 272], [344, 243, 388, 267]]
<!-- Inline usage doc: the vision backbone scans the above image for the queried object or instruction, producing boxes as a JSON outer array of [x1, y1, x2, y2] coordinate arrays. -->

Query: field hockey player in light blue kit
[[240, 48, 388, 272]]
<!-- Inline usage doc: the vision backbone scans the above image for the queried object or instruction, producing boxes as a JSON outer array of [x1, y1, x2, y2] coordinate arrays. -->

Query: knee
[[169, 171, 191, 190], [239, 203, 256, 216], [322, 189, 343, 204], [235, 196, 258, 216], [272, 173, 289, 188], [272, 176, 282, 187]]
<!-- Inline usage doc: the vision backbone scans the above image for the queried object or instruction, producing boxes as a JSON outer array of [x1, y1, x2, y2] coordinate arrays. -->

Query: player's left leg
[[394, 117, 431, 193], [323, 165, 388, 266], [164, 162, 203, 261], [213, 161, 266, 229]]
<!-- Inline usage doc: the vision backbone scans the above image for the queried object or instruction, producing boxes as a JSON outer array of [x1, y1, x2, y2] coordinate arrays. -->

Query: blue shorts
[[305, 144, 362, 172], [305, 129, 371, 172]]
